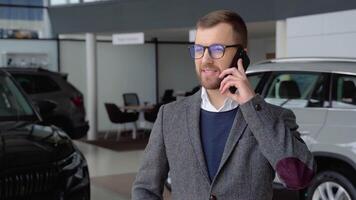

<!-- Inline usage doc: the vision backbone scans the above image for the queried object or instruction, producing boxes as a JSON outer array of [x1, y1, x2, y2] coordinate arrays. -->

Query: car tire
[[305, 171, 356, 200]]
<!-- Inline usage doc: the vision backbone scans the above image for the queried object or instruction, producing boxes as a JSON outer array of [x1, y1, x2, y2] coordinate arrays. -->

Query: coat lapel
[[185, 90, 210, 183], [213, 107, 248, 183]]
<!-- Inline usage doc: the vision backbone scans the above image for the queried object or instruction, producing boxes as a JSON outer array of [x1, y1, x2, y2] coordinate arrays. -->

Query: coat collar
[[185, 89, 210, 183]]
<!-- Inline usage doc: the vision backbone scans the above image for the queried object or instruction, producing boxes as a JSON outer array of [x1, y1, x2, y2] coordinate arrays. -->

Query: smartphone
[[226, 46, 250, 94]]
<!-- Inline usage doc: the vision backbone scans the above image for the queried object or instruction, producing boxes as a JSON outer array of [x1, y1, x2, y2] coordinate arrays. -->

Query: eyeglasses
[[188, 44, 242, 59]]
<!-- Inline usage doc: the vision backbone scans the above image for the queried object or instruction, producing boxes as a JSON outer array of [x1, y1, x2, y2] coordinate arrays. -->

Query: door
[[262, 71, 330, 147], [317, 73, 356, 161]]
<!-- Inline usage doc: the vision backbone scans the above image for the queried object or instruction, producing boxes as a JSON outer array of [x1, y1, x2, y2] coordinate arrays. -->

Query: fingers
[[218, 67, 244, 80], [219, 59, 246, 79], [237, 58, 246, 74], [220, 79, 239, 95], [219, 75, 242, 94], [219, 75, 236, 90]]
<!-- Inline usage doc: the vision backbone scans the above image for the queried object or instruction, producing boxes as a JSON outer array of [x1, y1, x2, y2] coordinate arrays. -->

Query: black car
[[3, 67, 89, 139], [0, 69, 90, 199]]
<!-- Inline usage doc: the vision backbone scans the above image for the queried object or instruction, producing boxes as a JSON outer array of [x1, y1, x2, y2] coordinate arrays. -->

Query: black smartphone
[[226, 46, 250, 94]]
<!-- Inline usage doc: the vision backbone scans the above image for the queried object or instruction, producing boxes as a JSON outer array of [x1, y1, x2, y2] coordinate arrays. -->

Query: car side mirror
[[35, 100, 57, 116]]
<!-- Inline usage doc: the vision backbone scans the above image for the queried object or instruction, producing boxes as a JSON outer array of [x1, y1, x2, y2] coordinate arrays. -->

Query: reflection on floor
[[74, 140, 298, 200], [74, 140, 171, 200]]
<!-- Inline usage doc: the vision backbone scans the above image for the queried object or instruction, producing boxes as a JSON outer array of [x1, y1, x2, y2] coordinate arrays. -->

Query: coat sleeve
[[239, 94, 316, 190], [132, 105, 169, 199]]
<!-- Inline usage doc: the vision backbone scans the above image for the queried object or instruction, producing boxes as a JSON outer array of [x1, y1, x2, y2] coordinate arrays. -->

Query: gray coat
[[132, 91, 315, 200]]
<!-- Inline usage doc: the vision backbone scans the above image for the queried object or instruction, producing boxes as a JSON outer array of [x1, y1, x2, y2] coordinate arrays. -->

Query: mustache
[[200, 65, 220, 71]]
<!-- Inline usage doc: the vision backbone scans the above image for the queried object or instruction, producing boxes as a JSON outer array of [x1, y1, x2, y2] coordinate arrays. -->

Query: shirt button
[[209, 194, 217, 200], [254, 103, 262, 111]]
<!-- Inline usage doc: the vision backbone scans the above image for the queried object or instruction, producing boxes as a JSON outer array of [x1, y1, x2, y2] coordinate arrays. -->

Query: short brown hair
[[196, 10, 248, 47]]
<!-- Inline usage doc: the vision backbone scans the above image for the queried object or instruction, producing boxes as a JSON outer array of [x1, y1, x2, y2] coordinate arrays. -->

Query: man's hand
[[219, 58, 256, 105]]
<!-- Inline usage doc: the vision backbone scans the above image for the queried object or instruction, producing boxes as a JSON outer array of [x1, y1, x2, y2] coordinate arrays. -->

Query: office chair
[[123, 93, 140, 106], [104, 103, 139, 140]]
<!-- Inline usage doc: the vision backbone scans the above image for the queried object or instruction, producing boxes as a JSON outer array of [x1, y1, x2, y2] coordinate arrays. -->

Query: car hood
[[0, 122, 75, 169]]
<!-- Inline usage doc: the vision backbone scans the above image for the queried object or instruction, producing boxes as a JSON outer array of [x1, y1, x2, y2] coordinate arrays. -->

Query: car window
[[332, 74, 356, 109], [0, 76, 34, 117], [265, 72, 326, 108], [12, 74, 60, 94], [12, 74, 36, 94], [34, 75, 61, 93], [247, 72, 264, 90]]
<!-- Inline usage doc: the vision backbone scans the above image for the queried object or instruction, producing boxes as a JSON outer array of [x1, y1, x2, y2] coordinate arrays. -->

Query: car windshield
[[0, 74, 36, 121]]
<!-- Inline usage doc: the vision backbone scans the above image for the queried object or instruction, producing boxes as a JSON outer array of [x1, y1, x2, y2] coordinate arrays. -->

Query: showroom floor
[[74, 140, 171, 200], [74, 140, 296, 200], [74, 140, 143, 200]]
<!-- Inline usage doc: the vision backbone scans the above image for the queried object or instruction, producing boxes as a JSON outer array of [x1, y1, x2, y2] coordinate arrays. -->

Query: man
[[132, 10, 315, 200]]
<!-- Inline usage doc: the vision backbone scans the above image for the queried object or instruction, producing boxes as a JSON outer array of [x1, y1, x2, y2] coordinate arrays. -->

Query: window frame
[[247, 71, 271, 95], [330, 72, 356, 109], [260, 71, 330, 108], [12, 73, 61, 94]]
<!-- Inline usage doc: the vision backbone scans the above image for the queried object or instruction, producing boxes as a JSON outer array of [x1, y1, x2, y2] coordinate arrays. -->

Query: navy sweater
[[200, 108, 238, 181]]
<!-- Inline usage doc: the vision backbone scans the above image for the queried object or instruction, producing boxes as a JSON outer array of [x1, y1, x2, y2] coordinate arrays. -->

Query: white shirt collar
[[201, 87, 239, 112]]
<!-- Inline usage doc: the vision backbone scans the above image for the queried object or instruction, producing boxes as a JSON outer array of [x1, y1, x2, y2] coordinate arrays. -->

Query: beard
[[196, 66, 222, 90]]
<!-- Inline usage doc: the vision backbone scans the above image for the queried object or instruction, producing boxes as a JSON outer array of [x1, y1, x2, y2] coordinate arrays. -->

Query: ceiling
[[59, 20, 276, 42]]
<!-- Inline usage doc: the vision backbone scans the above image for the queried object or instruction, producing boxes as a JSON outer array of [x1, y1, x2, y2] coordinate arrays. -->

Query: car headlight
[[58, 151, 89, 191], [63, 152, 81, 170]]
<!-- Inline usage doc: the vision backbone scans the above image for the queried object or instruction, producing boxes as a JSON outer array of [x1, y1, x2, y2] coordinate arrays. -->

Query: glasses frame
[[188, 44, 242, 59]]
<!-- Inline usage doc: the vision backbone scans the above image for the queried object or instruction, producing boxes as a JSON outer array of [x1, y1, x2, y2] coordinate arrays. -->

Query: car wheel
[[306, 171, 356, 200]]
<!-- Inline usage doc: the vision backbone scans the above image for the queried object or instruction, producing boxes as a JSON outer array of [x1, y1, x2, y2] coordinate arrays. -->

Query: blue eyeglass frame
[[188, 44, 242, 59]]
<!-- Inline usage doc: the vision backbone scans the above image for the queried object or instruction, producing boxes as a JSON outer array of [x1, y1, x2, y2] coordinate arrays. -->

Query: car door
[[261, 71, 330, 148], [316, 73, 356, 161]]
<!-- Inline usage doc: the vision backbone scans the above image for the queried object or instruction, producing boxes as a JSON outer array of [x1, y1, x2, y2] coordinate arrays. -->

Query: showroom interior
[[1, 0, 356, 199]]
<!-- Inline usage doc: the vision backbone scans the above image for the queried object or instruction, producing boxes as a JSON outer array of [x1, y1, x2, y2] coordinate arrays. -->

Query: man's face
[[194, 23, 239, 90]]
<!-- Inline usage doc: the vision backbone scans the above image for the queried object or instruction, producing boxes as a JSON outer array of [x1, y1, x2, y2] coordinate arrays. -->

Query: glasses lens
[[209, 44, 225, 59], [189, 45, 204, 59]]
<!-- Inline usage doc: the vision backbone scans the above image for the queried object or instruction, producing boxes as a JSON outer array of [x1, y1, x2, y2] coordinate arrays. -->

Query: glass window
[[247, 72, 264, 90], [12, 75, 36, 94], [12, 74, 60, 94], [265, 72, 325, 108], [332, 74, 356, 109], [34, 75, 61, 93], [0, 76, 34, 117], [50, 0, 67, 5]]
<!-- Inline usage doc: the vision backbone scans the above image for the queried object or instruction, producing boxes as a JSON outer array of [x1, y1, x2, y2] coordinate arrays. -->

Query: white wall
[[158, 44, 198, 98], [0, 39, 58, 71], [59, 40, 156, 132], [59, 37, 275, 133], [286, 9, 356, 57], [248, 37, 276, 63], [276, 20, 287, 58]]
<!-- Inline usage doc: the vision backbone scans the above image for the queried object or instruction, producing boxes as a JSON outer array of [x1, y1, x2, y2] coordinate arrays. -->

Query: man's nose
[[201, 48, 213, 64]]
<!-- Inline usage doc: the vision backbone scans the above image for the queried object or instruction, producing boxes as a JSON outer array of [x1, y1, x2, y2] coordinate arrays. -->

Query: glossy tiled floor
[[74, 140, 295, 200], [74, 141, 144, 200]]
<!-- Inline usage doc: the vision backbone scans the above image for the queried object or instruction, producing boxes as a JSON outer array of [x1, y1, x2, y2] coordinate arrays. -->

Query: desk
[[120, 105, 154, 139], [121, 105, 154, 112]]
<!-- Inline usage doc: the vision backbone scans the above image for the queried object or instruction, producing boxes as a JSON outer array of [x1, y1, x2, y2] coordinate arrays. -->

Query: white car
[[247, 57, 356, 200]]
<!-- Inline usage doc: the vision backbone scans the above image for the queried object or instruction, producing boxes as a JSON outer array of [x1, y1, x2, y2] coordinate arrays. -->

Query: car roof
[[2, 67, 56, 73], [0, 68, 9, 76], [2, 67, 68, 79], [247, 57, 356, 75]]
